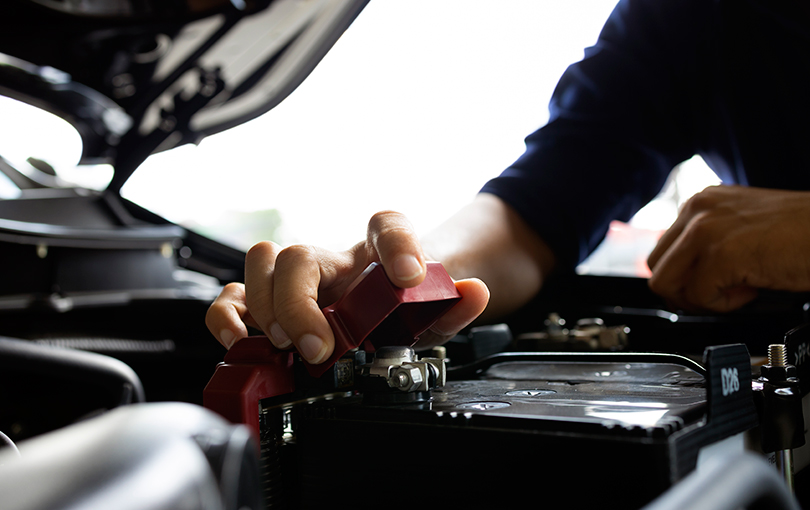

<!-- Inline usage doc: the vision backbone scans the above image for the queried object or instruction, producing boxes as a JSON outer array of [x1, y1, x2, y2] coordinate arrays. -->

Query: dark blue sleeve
[[481, 0, 716, 269]]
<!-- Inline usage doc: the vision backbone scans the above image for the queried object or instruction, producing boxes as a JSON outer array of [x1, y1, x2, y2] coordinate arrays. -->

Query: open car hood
[[0, 0, 369, 292], [0, 0, 368, 192]]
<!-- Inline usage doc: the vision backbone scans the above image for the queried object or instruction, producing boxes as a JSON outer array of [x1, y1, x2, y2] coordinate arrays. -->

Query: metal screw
[[769, 344, 787, 367]]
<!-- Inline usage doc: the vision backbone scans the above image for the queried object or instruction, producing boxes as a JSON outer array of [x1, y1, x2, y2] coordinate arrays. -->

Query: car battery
[[205, 263, 760, 509]]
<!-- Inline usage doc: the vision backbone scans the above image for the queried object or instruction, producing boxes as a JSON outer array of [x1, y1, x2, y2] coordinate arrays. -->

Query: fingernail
[[270, 322, 292, 349], [299, 334, 328, 364], [220, 329, 236, 350], [393, 254, 423, 281]]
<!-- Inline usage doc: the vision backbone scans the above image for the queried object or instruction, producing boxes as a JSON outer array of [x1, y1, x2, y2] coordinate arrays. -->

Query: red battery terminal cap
[[309, 261, 461, 377]]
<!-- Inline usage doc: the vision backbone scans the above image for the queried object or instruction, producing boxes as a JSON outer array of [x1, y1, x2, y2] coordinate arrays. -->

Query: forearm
[[421, 192, 556, 321]]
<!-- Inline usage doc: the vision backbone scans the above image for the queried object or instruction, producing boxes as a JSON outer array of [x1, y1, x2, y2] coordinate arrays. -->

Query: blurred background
[[0, 0, 720, 277]]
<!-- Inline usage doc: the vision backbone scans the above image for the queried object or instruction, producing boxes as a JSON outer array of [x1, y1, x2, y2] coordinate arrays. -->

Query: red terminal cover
[[203, 261, 460, 432], [203, 337, 294, 438], [308, 261, 461, 377]]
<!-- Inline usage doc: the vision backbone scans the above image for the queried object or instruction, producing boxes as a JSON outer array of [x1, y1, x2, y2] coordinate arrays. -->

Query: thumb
[[366, 211, 427, 288], [413, 277, 490, 350]]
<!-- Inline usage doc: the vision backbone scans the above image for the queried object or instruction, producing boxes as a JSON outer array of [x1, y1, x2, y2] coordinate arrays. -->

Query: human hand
[[647, 185, 810, 312], [205, 211, 490, 364]]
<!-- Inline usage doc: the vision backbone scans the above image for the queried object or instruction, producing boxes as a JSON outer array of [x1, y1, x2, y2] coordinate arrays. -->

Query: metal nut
[[388, 365, 424, 392]]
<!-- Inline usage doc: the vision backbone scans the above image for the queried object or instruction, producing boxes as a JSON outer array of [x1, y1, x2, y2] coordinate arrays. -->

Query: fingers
[[270, 245, 349, 365], [244, 241, 285, 345], [205, 282, 254, 349], [367, 211, 427, 288], [647, 186, 721, 272], [647, 185, 763, 312], [219, 210, 450, 364], [413, 278, 490, 350], [647, 213, 706, 309], [681, 240, 759, 312], [647, 214, 688, 272], [245, 241, 353, 364], [647, 211, 741, 312], [241, 213, 428, 365]]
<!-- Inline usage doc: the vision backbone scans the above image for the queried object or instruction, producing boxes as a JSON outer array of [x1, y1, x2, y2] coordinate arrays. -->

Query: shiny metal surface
[[432, 361, 705, 431]]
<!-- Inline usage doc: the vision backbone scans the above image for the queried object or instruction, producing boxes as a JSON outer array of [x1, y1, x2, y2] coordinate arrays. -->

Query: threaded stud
[[768, 344, 788, 367]]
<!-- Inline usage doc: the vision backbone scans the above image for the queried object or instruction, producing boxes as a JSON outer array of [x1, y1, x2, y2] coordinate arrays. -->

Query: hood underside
[[0, 0, 368, 192]]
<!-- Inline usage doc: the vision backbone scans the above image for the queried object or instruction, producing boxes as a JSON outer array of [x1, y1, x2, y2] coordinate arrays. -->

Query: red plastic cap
[[307, 261, 460, 377], [203, 336, 295, 437]]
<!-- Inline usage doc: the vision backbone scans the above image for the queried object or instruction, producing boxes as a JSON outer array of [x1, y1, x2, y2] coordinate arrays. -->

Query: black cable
[[0, 336, 145, 404]]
